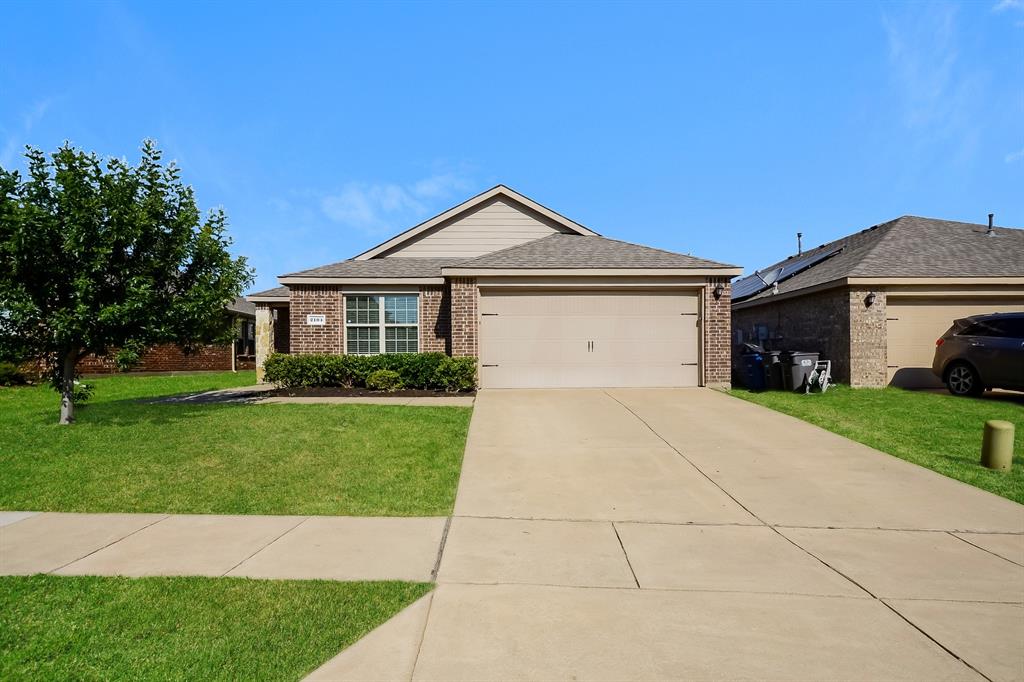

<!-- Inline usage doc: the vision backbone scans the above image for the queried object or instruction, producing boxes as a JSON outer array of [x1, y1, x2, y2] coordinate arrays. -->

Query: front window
[[346, 294, 418, 354]]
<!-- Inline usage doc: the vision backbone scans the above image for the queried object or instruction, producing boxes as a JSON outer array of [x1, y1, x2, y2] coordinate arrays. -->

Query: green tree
[[0, 141, 252, 423]]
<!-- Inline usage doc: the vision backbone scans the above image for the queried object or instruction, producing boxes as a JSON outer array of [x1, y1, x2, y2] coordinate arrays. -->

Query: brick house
[[731, 216, 1024, 388], [247, 185, 741, 388], [78, 297, 257, 374]]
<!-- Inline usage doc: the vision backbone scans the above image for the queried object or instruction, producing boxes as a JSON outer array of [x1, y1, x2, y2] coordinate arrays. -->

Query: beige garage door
[[886, 298, 1024, 388], [478, 289, 700, 389]]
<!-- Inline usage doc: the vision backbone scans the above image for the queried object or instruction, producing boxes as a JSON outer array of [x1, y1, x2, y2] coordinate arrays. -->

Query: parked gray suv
[[932, 312, 1024, 396]]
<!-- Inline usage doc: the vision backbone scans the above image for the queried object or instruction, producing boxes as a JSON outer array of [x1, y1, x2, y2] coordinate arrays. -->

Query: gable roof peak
[[354, 185, 599, 260]]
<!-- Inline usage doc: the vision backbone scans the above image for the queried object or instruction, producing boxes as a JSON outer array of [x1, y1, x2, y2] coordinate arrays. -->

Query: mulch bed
[[269, 386, 476, 398]]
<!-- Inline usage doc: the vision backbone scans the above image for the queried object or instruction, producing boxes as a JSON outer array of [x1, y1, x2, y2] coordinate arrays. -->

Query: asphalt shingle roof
[[738, 216, 1024, 303], [447, 234, 738, 270], [282, 258, 463, 278], [246, 286, 290, 299], [226, 296, 256, 316]]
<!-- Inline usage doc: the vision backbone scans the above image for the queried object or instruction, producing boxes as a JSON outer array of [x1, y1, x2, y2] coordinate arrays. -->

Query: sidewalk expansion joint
[[49, 513, 170, 574], [430, 516, 453, 582], [220, 515, 311, 577], [409, 591, 437, 682], [947, 531, 1024, 568], [602, 390, 767, 526], [611, 522, 641, 588]]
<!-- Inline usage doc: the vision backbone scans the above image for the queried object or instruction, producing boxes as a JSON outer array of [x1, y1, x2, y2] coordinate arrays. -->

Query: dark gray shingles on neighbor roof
[[282, 258, 464, 278], [246, 286, 290, 299], [741, 216, 1024, 303], [448, 234, 738, 270], [226, 296, 256, 316]]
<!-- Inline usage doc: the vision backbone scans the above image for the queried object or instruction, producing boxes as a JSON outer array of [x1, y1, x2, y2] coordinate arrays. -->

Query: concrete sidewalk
[[0, 512, 446, 581], [313, 388, 1023, 682]]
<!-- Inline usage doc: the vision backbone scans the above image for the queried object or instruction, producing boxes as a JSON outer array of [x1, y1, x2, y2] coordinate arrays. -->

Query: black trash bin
[[781, 351, 819, 392], [764, 350, 784, 390]]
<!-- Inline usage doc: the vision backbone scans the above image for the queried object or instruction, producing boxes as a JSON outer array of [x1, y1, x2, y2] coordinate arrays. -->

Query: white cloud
[[411, 172, 471, 199], [0, 98, 54, 168], [880, 3, 991, 169], [882, 4, 961, 130], [992, 0, 1022, 12], [1005, 147, 1024, 163], [320, 171, 473, 234]]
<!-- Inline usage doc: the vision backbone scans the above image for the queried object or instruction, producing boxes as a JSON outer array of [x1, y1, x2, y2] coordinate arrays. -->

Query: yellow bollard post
[[980, 420, 1014, 472]]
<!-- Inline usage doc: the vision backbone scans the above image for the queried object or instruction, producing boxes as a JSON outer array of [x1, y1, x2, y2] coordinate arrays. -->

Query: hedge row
[[262, 352, 476, 392]]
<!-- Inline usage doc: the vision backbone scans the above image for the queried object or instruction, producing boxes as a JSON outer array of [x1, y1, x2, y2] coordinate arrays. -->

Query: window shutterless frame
[[345, 294, 419, 354]]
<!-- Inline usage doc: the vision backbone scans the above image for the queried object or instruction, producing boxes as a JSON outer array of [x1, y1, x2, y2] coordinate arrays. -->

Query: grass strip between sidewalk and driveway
[[0, 372, 471, 516], [0, 574, 431, 681], [730, 385, 1023, 504]]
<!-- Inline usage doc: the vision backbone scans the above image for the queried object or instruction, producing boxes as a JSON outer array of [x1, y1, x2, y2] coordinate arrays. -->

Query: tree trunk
[[58, 350, 77, 425]]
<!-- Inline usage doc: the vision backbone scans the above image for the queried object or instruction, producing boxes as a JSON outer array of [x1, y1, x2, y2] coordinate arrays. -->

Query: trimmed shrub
[[365, 369, 404, 392], [263, 352, 477, 392], [431, 356, 477, 392], [0, 361, 27, 386]]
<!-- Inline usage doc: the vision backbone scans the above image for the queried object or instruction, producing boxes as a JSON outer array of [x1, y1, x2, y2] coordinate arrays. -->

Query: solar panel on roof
[[731, 272, 770, 301], [731, 247, 843, 302]]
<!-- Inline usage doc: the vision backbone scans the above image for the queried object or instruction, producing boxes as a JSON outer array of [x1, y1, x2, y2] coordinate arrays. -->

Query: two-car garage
[[477, 289, 702, 389], [885, 297, 1024, 388]]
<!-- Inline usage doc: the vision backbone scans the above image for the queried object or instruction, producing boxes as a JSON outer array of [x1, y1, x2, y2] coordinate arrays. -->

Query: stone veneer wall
[[419, 284, 451, 354], [731, 287, 853, 384], [289, 285, 343, 354], [703, 277, 732, 387], [847, 288, 887, 387], [449, 278, 478, 357]]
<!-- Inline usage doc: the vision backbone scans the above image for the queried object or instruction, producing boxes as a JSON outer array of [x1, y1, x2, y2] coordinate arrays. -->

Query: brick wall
[[420, 284, 451, 353], [289, 285, 343, 354], [731, 288, 852, 383], [703, 277, 732, 387], [449, 278, 478, 357], [78, 343, 232, 374], [847, 288, 887, 387]]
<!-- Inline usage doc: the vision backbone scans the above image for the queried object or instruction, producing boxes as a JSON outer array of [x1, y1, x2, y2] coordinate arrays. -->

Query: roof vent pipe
[[987, 213, 994, 236], [797, 232, 803, 255]]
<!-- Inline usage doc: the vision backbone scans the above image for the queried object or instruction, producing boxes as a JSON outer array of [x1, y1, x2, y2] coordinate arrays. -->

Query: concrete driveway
[[312, 389, 1024, 682]]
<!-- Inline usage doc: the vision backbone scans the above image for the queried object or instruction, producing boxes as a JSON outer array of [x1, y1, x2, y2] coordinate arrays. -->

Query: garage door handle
[[482, 364, 499, 367]]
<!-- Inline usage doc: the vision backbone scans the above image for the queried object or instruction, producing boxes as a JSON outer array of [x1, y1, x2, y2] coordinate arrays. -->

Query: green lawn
[[0, 372, 471, 515], [730, 386, 1024, 503], [0, 575, 430, 681]]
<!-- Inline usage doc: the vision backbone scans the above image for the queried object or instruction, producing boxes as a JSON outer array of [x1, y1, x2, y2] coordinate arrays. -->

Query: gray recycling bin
[[781, 351, 819, 391]]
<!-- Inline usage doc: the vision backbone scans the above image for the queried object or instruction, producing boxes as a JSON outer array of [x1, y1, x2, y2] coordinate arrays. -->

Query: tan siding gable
[[382, 198, 573, 258]]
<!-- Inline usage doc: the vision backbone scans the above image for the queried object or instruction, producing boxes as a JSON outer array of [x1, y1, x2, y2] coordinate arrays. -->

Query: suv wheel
[[946, 363, 983, 397]]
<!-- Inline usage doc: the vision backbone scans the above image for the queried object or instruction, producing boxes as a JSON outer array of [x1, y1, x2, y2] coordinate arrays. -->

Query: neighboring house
[[731, 216, 1024, 388], [247, 185, 741, 388], [78, 297, 257, 374]]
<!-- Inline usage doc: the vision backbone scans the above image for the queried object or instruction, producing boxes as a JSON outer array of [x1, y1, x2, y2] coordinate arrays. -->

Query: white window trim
[[345, 293, 420, 355]]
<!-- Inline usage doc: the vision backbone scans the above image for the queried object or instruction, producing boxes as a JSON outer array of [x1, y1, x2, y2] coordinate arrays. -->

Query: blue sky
[[2, 1, 1022, 292]]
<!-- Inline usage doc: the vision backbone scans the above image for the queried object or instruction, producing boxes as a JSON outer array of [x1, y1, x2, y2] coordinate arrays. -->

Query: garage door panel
[[886, 299, 1024, 388], [481, 362, 696, 389], [479, 289, 700, 389]]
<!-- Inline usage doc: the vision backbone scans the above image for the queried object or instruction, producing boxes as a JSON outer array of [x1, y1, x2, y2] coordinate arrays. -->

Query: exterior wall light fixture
[[865, 291, 877, 307], [713, 284, 725, 300]]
